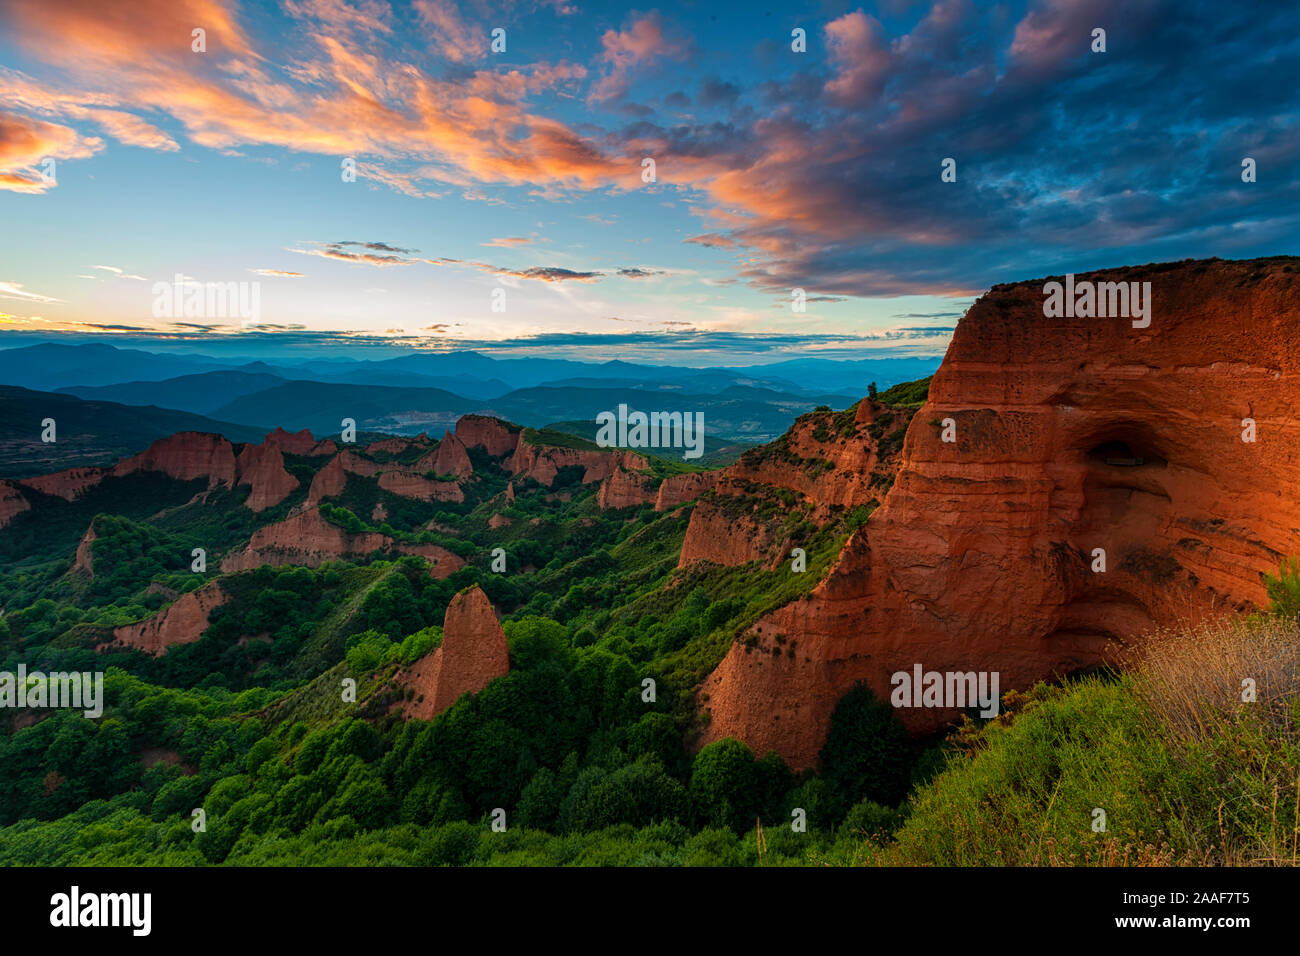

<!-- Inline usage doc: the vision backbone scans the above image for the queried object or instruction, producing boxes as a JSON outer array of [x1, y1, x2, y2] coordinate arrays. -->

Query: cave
[[1085, 438, 1166, 469], [1043, 425, 1174, 656]]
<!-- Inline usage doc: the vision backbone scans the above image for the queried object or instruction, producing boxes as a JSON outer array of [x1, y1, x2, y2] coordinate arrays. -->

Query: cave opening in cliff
[[1085, 438, 1167, 469], [1074, 424, 1172, 560]]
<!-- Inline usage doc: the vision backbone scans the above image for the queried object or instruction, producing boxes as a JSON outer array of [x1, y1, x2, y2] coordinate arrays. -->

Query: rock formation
[[597, 467, 653, 509], [113, 431, 238, 485], [400, 585, 510, 719], [679, 401, 910, 568], [19, 466, 106, 501], [234, 442, 299, 511], [73, 522, 96, 577], [415, 432, 473, 479], [377, 471, 464, 503], [697, 257, 1300, 771], [102, 581, 227, 655], [455, 414, 521, 457], [654, 471, 722, 511], [365, 436, 420, 456], [265, 427, 318, 455], [509, 439, 648, 487], [0, 481, 31, 527], [220, 506, 464, 576]]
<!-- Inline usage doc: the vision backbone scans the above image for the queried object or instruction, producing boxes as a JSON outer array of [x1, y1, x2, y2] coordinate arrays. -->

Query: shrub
[[819, 683, 913, 819], [1265, 557, 1300, 622]]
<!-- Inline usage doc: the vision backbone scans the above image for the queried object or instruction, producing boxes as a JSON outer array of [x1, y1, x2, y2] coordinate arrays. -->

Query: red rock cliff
[[235, 442, 299, 511], [679, 401, 909, 568], [103, 581, 227, 656], [20, 466, 107, 501], [455, 414, 521, 457], [699, 257, 1300, 771], [597, 467, 653, 509], [510, 438, 648, 487], [415, 432, 473, 479], [400, 585, 510, 719], [220, 506, 463, 576], [112, 432, 238, 485], [265, 427, 318, 455], [655, 471, 722, 511]]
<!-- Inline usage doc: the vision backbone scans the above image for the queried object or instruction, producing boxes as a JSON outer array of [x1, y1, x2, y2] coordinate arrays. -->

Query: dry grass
[[1124, 614, 1300, 745], [1124, 614, 1300, 865]]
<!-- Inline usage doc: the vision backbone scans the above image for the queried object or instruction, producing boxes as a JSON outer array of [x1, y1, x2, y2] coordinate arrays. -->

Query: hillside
[[58, 371, 290, 416], [0, 386, 269, 477]]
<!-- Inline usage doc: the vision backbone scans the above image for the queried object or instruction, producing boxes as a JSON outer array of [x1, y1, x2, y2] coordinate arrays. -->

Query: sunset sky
[[0, 0, 1296, 364]]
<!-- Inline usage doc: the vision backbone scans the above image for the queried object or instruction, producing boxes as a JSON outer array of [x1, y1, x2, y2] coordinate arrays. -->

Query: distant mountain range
[[0, 342, 941, 474], [8, 342, 938, 400]]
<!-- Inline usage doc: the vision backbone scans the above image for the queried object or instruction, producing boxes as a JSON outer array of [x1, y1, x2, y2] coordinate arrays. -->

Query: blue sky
[[0, 0, 1296, 365]]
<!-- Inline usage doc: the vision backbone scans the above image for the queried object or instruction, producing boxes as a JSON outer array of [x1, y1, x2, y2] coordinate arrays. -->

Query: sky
[[0, 0, 1297, 366]]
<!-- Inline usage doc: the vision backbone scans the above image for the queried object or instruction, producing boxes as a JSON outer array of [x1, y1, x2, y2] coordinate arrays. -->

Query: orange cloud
[[0, 0, 256, 67], [0, 110, 102, 193]]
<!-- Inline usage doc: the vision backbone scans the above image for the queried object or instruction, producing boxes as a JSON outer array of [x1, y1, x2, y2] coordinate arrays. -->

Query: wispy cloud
[[0, 280, 62, 303]]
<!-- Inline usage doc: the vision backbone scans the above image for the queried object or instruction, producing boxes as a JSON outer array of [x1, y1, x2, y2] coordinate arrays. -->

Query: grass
[[847, 613, 1300, 866]]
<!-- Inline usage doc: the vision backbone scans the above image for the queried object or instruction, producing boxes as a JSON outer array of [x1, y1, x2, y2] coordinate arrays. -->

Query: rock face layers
[[451, 414, 648, 489], [113, 432, 238, 485], [728, 399, 897, 509], [597, 467, 653, 509], [35, 431, 301, 512], [655, 471, 722, 511], [400, 585, 510, 720], [308, 450, 464, 505], [103, 581, 227, 655], [679, 400, 910, 569], [376, 471, 464, 503], [698, 258, 1300, 772], [509, 440, 647, 487], [220, 506, 465, 576]]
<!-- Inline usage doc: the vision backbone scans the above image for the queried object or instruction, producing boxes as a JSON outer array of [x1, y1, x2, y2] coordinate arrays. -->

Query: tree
[[689, 738, 761, 832], [819, 683, 912, 819], [868, 381, 878, 399], [571, 756, 687, 830]]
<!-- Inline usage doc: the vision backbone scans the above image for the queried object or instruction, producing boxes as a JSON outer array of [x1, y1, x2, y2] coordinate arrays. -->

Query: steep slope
[[678, 398, 912, 568], [399, 585, 510, 719], [698, 257, 1300, 770], [0, 386, 267, 477], [101, 580, 228, 656]]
